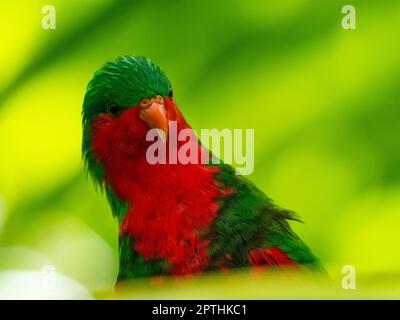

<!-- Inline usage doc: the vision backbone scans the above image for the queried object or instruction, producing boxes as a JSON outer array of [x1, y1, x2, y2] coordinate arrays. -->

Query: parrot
[[81, 56, 323, 281]]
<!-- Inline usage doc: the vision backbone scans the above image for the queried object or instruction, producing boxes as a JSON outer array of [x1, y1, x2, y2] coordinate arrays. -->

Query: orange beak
[[138, 95, 169, 138]]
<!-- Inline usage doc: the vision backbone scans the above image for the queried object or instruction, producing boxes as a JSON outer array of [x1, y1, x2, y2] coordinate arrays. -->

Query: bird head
[[82, 56, 184, 187]]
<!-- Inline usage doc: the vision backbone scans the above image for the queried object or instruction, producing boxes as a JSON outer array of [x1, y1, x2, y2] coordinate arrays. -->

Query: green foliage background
[[0, 0, 399, 298]]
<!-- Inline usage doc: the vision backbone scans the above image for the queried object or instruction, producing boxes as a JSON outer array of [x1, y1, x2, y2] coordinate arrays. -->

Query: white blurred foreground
[[0, 268, 92, 299]]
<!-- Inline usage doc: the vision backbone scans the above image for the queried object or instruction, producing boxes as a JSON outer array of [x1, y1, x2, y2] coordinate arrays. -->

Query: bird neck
[[105, 143, 224, 277]]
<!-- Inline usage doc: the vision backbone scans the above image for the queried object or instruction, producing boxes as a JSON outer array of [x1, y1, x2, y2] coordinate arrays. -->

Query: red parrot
[[81, 56, 323, 280]]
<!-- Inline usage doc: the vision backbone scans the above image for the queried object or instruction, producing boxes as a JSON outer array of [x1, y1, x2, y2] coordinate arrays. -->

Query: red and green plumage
[[82, 56, 322, 281]]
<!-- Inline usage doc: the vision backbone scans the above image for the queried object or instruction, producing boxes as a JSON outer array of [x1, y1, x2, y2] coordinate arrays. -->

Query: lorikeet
[[82, 56, 322, 281]]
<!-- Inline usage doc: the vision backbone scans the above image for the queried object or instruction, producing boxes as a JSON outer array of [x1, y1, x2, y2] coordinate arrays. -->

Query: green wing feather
[[208, 163, 323, 270]]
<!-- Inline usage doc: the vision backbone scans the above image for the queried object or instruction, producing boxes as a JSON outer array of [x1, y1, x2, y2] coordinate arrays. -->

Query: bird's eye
[[106, 103, 121, 117], [168, 89, 173, 98]]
